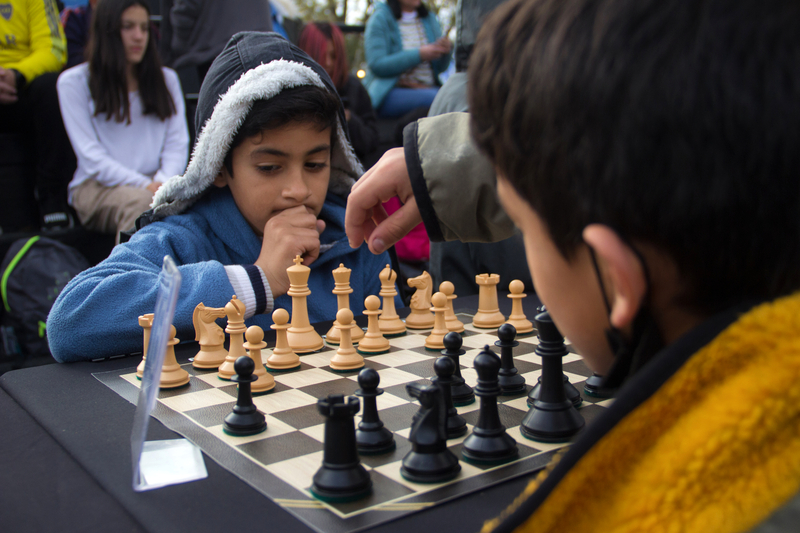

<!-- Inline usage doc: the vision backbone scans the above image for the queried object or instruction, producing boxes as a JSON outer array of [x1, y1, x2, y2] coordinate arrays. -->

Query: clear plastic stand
[[131, 256, 207, 491]]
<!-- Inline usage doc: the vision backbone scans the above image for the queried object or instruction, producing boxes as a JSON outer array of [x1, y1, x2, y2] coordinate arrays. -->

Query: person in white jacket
[[57, 0, 189, 242]]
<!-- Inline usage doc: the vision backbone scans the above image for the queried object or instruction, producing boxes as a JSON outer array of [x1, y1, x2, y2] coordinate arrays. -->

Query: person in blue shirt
[[363, 0, 452, 117]]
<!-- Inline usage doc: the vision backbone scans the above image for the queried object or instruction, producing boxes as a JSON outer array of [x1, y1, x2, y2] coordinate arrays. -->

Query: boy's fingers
[[368, 197, 423, 255], [316, 219, 326, 235]]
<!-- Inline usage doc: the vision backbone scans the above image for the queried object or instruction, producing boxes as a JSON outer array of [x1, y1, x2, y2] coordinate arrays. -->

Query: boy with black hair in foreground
[[48, 32, 395, 362], [345, 0, 800, 530]]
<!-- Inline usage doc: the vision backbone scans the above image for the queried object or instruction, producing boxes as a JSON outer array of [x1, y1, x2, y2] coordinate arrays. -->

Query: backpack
[[1, 236, 90, 361]]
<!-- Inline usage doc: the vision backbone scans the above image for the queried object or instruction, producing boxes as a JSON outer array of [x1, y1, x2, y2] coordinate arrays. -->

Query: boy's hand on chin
[[256, 206, 326, 297]]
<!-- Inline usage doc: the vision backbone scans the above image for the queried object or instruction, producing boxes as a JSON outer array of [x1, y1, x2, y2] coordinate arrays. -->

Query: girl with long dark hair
[[57, 0, 189, 241]]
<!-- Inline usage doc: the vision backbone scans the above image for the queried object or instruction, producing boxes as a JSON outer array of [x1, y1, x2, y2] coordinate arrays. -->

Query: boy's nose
[[282, 170, 311, 200]]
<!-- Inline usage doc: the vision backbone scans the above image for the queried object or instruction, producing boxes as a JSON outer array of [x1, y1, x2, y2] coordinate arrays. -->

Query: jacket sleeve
[[46, 222, 236, 363], [404, 112, 516, 243], [9, 0, 66, 83], [153, 69, 190, 183], [426, 14, 451, 80], [364, 10, 421, 78], [56, 68, 152, 188]]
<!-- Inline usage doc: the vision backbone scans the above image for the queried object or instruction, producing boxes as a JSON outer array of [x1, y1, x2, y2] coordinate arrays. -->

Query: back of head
[[297, 22, 348, 89], [469, 0, 800, 314]]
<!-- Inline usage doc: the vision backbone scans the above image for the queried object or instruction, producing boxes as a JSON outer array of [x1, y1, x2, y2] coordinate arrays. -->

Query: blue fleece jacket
[[363, 2, 451, 109], [47, 187, 395, 363]]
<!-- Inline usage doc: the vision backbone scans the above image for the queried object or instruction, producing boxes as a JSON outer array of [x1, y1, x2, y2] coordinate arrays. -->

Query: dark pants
[[0, 71, 76, 217]]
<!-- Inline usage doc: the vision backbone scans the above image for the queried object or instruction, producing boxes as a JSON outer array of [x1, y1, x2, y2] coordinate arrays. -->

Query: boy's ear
[[582, 224, 647, 330], [213, 168, 230, 188]]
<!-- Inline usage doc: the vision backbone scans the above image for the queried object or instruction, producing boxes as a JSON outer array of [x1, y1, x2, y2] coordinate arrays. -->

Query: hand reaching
[[345, 147, 422, 254]]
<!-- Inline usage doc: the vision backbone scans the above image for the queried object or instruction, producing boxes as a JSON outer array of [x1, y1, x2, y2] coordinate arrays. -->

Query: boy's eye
[[305, 162, 328, 171], [257, 165, 280, 174]]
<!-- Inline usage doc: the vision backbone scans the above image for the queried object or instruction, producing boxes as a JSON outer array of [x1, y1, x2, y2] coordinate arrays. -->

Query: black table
[[0, 295, 540, 533]]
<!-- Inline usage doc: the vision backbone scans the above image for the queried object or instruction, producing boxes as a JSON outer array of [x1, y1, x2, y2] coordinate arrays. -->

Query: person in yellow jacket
[[0, 0, 75, 230], [345, 0, 800, 531]]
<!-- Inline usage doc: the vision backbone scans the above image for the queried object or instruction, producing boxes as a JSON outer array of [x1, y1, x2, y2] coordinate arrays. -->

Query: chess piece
[[286, 255, 324, 353], [160, 325, 190, 389], [527, 373, 583, 408], [461, 346, 518, 464], [311, 394, 372, 502], [431, 356, 468, 438], [405, 271, 435, 329], [583, 373, 617, 399], [326, 264, 365, 345], [378, 264, 406, 336], [266, 308, 300, 371], [329, 309, 365, 372], [244, 326, 274, 394], [355, 368, 395, 454], [425, 292, 449, 350], [439, 281, 465, 333], [401, 383, 461, 483], [191, 303, 228, 369], [223, 355, 267, 436], [505, 280, 534, 334], [136, 313, 154, 379], [443, 332, 475, 406], [472, 273, 506, 328], [218, 295, 246, 380], [520, 310, 585, 442], [495, 323, 526, 395], [357, 295, 391, 354]]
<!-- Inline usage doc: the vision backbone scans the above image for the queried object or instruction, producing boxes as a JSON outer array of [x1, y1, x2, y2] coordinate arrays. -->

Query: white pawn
[[160, 325, 190, 389], [440, 281, 465, 333], [505, 280, 534, 334], [357, 295, 391, 354], [329, 308, 365, 371], [267, 308, 301, 371], [244, 326, 275, 394], [425, 292, 450, 350]]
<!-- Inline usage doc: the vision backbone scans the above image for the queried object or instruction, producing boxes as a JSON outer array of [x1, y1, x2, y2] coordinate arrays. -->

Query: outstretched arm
[[345, 112, 514, 254]]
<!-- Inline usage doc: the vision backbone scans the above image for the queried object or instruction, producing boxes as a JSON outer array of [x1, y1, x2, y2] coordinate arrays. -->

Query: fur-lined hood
[[151, 32, 362, 219]]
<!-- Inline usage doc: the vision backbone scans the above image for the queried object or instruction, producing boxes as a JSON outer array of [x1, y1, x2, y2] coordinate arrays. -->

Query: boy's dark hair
[[469, 0, 800, 314], [88, 0, 175, 123], [223, 85, 340, 175]]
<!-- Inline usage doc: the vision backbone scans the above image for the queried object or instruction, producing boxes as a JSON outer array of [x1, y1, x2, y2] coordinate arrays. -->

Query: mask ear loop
[[587, 238, 662, 387]]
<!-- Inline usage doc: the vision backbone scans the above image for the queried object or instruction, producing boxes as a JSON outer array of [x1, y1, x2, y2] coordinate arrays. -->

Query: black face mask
[[588, 244, 665, 389]]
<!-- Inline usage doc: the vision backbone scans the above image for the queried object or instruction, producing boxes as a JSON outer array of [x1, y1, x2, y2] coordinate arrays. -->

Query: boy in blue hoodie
[[47, 32, 396, 362]]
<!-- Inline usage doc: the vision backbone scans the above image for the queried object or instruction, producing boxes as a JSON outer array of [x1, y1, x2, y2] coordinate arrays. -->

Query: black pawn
[[495, 323, 526, 395], [431, 356, 468, 438], [442, 331, 474, 406], [461, 346, 518, 465], [583, 373, 617, 399], [311, 394, 372, 502], [401, 383, 461, 483], [223, 356, 267, 436], [355, 368, 396, 455], [520, 311, 585, 442]]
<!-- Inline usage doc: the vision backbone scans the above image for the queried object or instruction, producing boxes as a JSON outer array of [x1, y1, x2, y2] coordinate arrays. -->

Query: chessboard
[[94, 312, 612, 533]]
